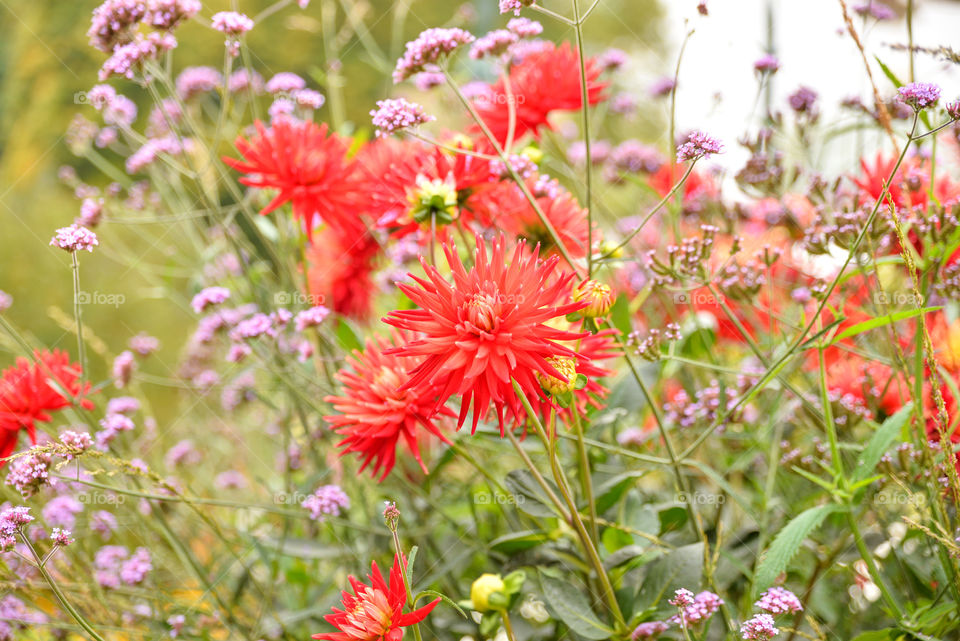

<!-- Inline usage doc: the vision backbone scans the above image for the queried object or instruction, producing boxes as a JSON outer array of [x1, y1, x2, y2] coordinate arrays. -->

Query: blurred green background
[[0, 0, 663, 408]]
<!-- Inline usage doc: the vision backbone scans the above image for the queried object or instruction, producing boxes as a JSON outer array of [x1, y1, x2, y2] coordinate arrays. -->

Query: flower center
[[464, 293, 500, 332], [406, 173, 459, 225]]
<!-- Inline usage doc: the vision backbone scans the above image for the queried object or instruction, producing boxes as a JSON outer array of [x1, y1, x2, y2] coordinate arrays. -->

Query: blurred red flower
[[0, 350, 94, 465], [385, 235, 587, 434], [224, 119, 365, 239], [306, 229, 381, 321], [472, 42, 607, 145], [325, 330, 453, 481], [312, 554, 439, 641]]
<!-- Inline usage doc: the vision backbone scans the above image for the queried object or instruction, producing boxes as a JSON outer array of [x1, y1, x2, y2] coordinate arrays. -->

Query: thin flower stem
[[442, 69, 584, 275], [505, 429, 569, 518], [20, 533, 108, 641], [571, 0, 595, 276], [71, 253, 87, 375], [511, 380, 626, 630], [391, 528, 425, 641], [570, 408, 600, 543], [501, 610, 519, 641], [597, 163, 696, 261], [530, 5, 576, 26]]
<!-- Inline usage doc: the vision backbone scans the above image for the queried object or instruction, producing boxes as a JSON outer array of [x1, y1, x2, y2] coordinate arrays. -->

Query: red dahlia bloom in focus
[[473, 42, 608, 145], [325, 330, 453, 480], [359, 139, 494, 241], [306, 229, 381, 321], [0, 350, 94, 465], [385, 235, 587, 434], [224, 119, 364, 239], [313, 554, 439, 641]]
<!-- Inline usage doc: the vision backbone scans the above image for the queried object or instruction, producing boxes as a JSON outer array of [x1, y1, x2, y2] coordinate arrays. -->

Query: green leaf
[[489, 531, 550, 555], [830, 308, 941, 345], [335, 319, 364, 353], [854, 403, 913, 482], [593, 471, 645, 514], [610, 292, 632, 337], [505, 470, 562, 518], [849, 629, 898, 641], [415, 590, 467, 618], [635, 543, 704, 610], [657, 506, 687, 535], [539, 570, 615, 640], [754, 504, 846, 591]]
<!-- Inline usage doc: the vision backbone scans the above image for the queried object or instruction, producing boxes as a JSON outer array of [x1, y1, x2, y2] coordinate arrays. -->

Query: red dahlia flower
[[306, 228, 381, 321], [312, 554, 439, 641], [473, 42, 608, 145], [0, 350, 94, 465], [358, 139, 494, 241], [224, 119, 364, 239], [384, 235, 587, 434], [325, 330, 453, 480]]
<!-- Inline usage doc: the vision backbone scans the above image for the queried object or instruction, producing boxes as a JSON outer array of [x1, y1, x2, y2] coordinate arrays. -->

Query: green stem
[[511, 380, 625, 630], [845, 511, 903, 617], [571, 0, 595, 275], [391, 528, 425, 641], [71, 252, 87, 375], [20, 534, 107, 641]]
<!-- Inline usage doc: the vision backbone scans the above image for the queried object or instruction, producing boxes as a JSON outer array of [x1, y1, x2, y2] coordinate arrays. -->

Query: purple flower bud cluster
[[176, 66, 223, 100], [5, 451, 53, 498], [97, 412, 136, 449], [0, 291, 11, 312], [144, 0, 201, 30], [0, 506, 33, 550], [598, 48, 629, 71], [896, 82, 941, 111], [42, 496, 84, 530], [294, 306, 331, 331], [754, 54, 781, 74], [741, 614, 779, 640], [394, 28, 475, 83], [471, 29, 518, 59], [50, 224, 99, 252], [96, 545, 153, 588], [754, 587, 803, 614], [853, 1, 895, 20], [669, 590, 724, 627], [113, 350, 137, 388], [165, 439, 202, 467], [677, 131, 723, 163], [88, 0, 148, 52], [507, 18, 543, 38], [99, 32, 178, 81], [59, 430, 95, 460], [499, 0, 535, 16], [229, 69, 265, 94], [0, 595, 47, 639], [211, 11, 254, 36], [491, 154, 538, 180], [126, 135, 190, 173], [788, 86, 818, 114], [266, 72, 307, 94], [191, 287, 232, 314], [631, 621, 669, 639], [371, 98, 435, 136], [610, 140, 664, 174], [303, 484, 351, 521]]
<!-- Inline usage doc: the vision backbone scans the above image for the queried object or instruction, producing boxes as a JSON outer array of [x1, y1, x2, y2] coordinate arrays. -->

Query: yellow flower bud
[[537, 356, 578, 395], [573, 280, 613, 318], [471, 574, 506, 612], [521, 146, 543, 165]]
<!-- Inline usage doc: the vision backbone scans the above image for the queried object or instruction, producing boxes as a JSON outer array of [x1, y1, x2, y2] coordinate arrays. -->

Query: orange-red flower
[[325, 330, 453, 481], [472, 42, 607, 145], [385, 235, 587, 434], [306, 229, 381, 321], [313, 554, 439, 641], [0, 350, 94, 465], [357, 139, 494, 241], [224, 119, 364, 239], [853, 153, 960, 211], [471, 179, 594, 266]]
